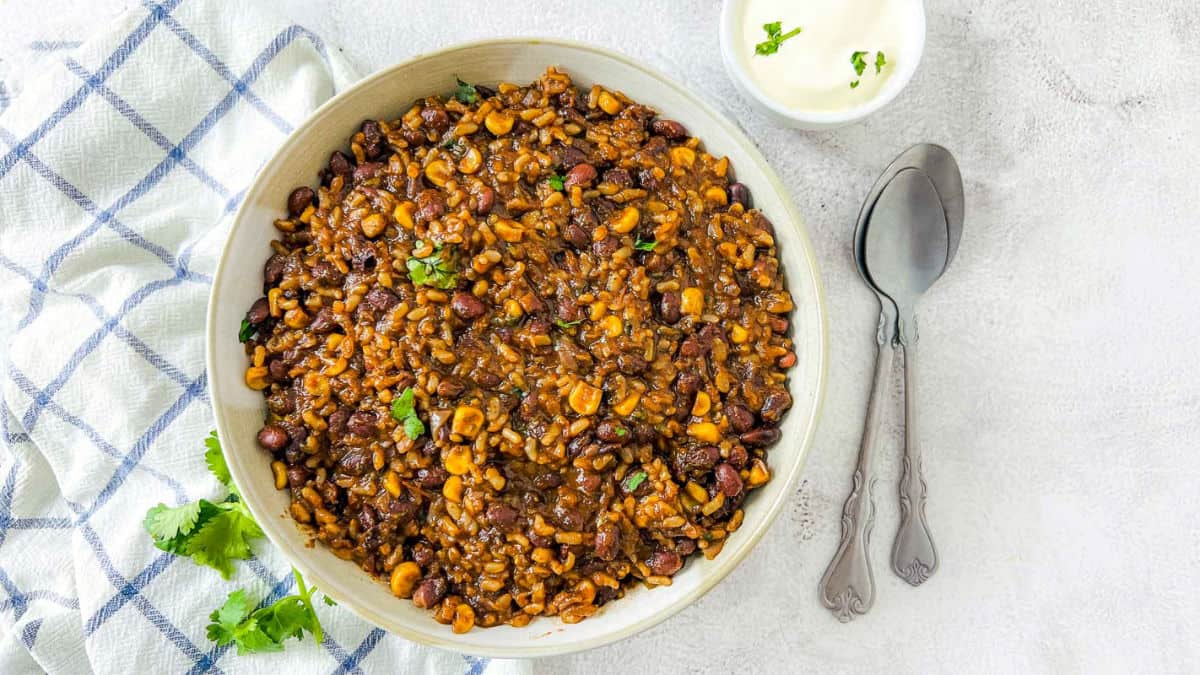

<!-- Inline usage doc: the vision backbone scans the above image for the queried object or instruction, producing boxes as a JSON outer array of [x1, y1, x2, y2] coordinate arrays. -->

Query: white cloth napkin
[[0, 2, 530, 673]]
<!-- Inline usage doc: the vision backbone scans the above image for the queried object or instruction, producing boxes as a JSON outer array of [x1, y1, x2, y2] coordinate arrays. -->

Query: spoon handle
[[892, 335, 938, 585], [819, 313, 894, 622]]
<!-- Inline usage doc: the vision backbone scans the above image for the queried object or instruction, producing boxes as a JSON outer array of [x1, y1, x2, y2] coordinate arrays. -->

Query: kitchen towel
[[0, 1, 527, 673]]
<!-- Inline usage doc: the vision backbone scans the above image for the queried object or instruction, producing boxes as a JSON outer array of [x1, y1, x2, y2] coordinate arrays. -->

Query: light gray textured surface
[[4, 1, 1199, 673]]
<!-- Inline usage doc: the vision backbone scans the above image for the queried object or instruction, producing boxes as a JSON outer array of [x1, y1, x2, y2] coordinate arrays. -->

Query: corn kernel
[[485, 110, 514, 135], [670, 146, 696, 168], [610, 206, 639, 233], [504, 298, 524, 319], [687, 422, 720, 443], [444, 446, 474, 475], [748, 458, 770, 487], [680, 287, 704, 316], [458, 147, 482, 174], [452, 603, 475, 633], [393, 201, 416, 229], [267, 288, 283, 317], [271, 460, 287, 490], [730, 324, 749, 344], [701, 491, 726, 516], [484, 466, 506, 491], [613, 391, 641, 417], [451, 406, 485, 439], [384, 470, 402, 497], [597, 90, 623, 115], [601, 315, 623, 337], [283, 308, 310, 329], [361, 213, 387, 238], [568, 381, 602, 416], [685, 481, 708, 503], [424, 159, 453, 188], [389, 561, 421, 598], [442, 474, 464, 502], [494, 219, 524, 243], [245, 366, 269, 390], [704, 186, 729, 205], [691, 391, 711, 416]]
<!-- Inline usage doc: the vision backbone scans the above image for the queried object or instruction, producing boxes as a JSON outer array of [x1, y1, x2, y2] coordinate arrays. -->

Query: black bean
[[595, 419, 629, 444], [602, 167, 632, 187], [563, 163, 597, 189], [364, 286, 399, 311], [311, 260, 343, 285], [647, 549, 683, 576], [475, 186, 495, 215], [679, 334, 706, 358], [761, 389, 792, 422], [673, 445, 719, 476], [327, 407, 351, 438], [416, 466, 448, 488], [486, 503, 520, 531], [347, 410, 378, 436], [420, 106, 451, 132], [410, 540, 435, 567], [675, 370, 700, 396], [338, 448, 372, 475], [728, 182, 752, 208], [651, 118, 688, 139], [412, 577, 447, 609], [715, 463, 743, 497], [617, 352, 648, 375], [257, 424, 288, 451], [287, 186, 315, 216], [739, 427, 781, 447], [725, 403, 756, 433], [675, 538, 698, 556], [595, 522, 620, 561], [533, 472, 562, 490], [592, 236, 619, 259], [286, 466, 309, 488], [437, 378, 465, 398], [245, 297, 269, 325], [728, 444, 749, 469], [267, 358, 289, 381], [415, 189, 446, 223], [563, 221, 590, 249], [450, 291, 486, 320], [559, 145, 587, 168], [401, 127, 427, 147], [309, 307, 338, 334], [552, 501, 585, 531], [263, 254, 287, 286], [328, 151, 354, 178], [358, 504, 378, 531], [658, 291, 682, 324], [353, 162, 382, 182], [361, 119, 385, 160]]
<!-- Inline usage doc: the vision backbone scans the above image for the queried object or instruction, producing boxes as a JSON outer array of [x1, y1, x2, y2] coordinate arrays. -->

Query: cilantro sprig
[[143, 432, 263, 579], [390, 387, 425, 440], [754, 21, 802, 56], [406, 241, 458, 289], [850, 50, 887, 88], [206, 569, 330, 655], [622, 469, 648, 492], [547, 174, 565, 191], [633, 237, 657, 252], [453, 77, 479, 104], [554, 318, 582, 329], [238, 319, 255, 343]]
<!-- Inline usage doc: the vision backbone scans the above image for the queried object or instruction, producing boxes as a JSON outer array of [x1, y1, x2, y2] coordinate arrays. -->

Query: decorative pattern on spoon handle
[[892, 335, 938, 585], [820, 314, 894, 621]]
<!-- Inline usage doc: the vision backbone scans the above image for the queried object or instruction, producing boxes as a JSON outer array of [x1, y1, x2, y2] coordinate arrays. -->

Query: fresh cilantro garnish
[[547, 174, 565, 191], [633, 237, 657, 252], [875, 51, 887, 74], [143, 432, 264, 578], [390, 387, 425, 440], [453, 77, 479, 105], [851, 51, 869, 77], [754, 21, 802, 56], [622, 470, 648, 492], [615, 427, 628, 437], [206, 569, 329, 655], [850, 80, 861, 89], [441, 137, 459, 149], [238, 319, 255, 343], [406, 241, 458, 290], [554, 318, 582, 329], [512, 386, 525, 397]]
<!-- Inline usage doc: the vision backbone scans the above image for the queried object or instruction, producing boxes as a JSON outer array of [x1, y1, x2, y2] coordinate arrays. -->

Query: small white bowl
[[719, 0, 926, 129], [207, 38, 827, 658]]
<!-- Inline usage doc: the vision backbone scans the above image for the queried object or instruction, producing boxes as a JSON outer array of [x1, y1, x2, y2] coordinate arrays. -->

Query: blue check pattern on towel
[[0, 2, 522, 673]]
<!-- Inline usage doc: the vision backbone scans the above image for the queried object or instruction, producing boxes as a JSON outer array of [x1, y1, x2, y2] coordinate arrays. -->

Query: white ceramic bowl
[[719, 0, 926, 129], [206, 38, 827, 658]]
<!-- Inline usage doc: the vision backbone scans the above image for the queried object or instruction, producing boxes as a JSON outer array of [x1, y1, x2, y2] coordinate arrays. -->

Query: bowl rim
[[205, 36, 828, 658], [718, 0, 927, 127]]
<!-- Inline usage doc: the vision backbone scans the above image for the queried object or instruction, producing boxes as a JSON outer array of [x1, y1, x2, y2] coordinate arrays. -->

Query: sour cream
[[736, 0, 913, 113]]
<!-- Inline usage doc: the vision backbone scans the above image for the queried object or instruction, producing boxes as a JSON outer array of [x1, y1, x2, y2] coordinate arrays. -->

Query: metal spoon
[[817, 176, 901, 623], [864, 157, 963, 585]]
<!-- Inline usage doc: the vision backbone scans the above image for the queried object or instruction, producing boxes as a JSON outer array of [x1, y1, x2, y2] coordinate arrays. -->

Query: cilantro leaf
[[238, 319, 255, 343], [323, 595, 338, 607], [205, 568, 331, 655], [406, 246, 457, 290], [850, 80, 861, 89], [554, 319, 582, 329], [615, 427, 627, 437], [391, 387, 425, 440], [622, 470, 648, 492], [453, 77, 479, 104], [204, 431, 232, 489], [851, 51, 868, 77], [548, 174, 565, 191], [207, 589, 252, 646], [633, 237, 657, 252], [143, 502, 202, 551], [875, 51, 887, 74], [183, 503, 264, 579], [755, 21, 802, 56]]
